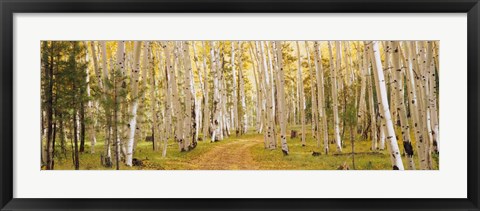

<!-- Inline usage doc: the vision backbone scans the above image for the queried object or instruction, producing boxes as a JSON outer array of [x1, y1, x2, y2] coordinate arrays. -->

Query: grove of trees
[[41, 40, 439, 170]]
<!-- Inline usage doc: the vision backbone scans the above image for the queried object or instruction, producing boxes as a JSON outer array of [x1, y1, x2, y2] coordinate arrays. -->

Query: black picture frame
[[1, 0, 479, 210]]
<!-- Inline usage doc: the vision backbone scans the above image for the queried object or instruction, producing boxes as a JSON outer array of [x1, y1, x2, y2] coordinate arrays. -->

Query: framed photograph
[[1, 0, 478, 210]]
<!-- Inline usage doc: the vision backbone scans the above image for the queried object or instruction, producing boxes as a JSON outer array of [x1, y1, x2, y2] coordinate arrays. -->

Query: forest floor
[[190, 137, 260, 170], [52, 125, 439, 170]]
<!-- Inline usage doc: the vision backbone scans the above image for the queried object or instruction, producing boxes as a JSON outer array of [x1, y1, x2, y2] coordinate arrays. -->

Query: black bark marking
[[403, 141, 414, 157]]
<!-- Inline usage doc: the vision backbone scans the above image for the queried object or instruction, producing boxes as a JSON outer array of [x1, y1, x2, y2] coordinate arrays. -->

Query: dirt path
[[190, 136, 262, 170]]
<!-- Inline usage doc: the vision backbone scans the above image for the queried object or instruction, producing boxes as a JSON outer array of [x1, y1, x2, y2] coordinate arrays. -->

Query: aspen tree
[[273, 41, 289, 155], [365, 46, 378, 151], [249, 43, 263, 133], [99, 41, 112, 163], [232, 42, 239, 135], [210, 41, 222, 142], [90, 42, 103, 90], [426, 41, 439, 154], [305, 42, 318, 140], [159, 42, 172, 157], [404, 42, 428, 169], [391, 41, 415, 170], [83, 41, 97, 154], [201, 41, 210, 142], [125, 41, 142, 166], [369, 41, 404, 170], [182, 41, 197, 150], [134, 42, 150, 152], [253, 42, 267, 136], [238, 41, 247, 134], [266, 42, 277, 140], [313, 41, 329, 153], [149, 45, 159, 151], [258, 41, 275, 149], [328, 41, 343, 152], [192, 42, 204, 135], [114, 41, 125, 167], [296, 41, 306, 146], [168, 42, 185, 150], [357, 43, 367, 132], [416, 41, 434, 169]]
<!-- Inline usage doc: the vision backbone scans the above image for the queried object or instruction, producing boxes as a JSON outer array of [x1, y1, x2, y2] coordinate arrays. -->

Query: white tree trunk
[[99, 41, 112, 160], [238, 41, 248, 134], [182, 41, 197, 151], [149, 43, 159, 152], [426, 41, 439, 154], [201, 41, 210, 142], [404, 41, 428, 169], [84, 41, 97, 154], [305, 42, 318, 140], [313, 41, 329, 153], [172, 42, 185, 150], [125, 41, 142, 166], [357, 42, 368, 133], [231, 42, 239, 136], [249, 43, 263, 134], [192, 42, 204, 137], [133, 42, 150, 153], [328, 41, 343, 152], [210, 41, 222, 142], [369, 41, 405, 170], [273, 41, 289, 155], [391, 41, 415, 170], [258, 41, 275, 149], [296, 42, 306, 146]]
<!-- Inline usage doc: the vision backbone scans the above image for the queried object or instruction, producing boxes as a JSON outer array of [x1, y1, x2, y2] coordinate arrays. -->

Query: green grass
[[53, 136, 232, 170], [50, 124, 439, 170]]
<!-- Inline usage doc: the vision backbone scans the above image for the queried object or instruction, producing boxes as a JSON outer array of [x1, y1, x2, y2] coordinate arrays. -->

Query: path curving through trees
[[190, 137, 261, 170]]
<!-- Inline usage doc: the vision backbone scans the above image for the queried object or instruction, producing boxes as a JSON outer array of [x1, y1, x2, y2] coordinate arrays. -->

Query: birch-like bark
[[367, 53, 378, 151], [391, 41, 415, 170], [150, 45, 159, 151], [90, 41, 103, 90], [258, 41, 275, 149], [125, 41, 142, 166], [182, 41, 197, 150], [114, 41, 125, 164], [210, 41, 222, 142], [357, 43, 368, 132], [169, 42, 185, 150], [426, 41, 439, 154], [369, 41, 405, 170], [249, 43, 263, 133], [133, 42, 150, 152], [404, 42, 428, 169], [328, 41, 343, 152], [99, 41, 112, 161], [160, 42, 172, 157], [201, 41, 210, 142], [266, 42, 277, 139], [192, 42, 204, 137], [417, 41, 434, 169], [231, 42, 239, 136], [83, 41, 97, 154], [314, 41, 329, 153], [273, 41, 289, 155], [238, 41, 248, 134], [296, 41, 306, 146], [305, 42, 318, 140]]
